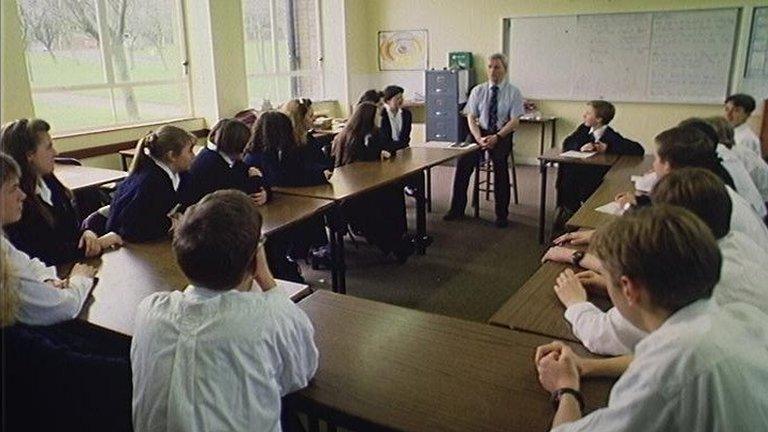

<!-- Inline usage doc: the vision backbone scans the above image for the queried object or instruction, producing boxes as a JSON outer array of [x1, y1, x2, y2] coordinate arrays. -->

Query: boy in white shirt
[[535, 205, 768, 431], [725, 93, 763, 158], [131, 189, 318, 432]]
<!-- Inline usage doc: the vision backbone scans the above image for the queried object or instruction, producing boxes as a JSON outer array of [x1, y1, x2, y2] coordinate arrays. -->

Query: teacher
[[443, 53, 524, 228]]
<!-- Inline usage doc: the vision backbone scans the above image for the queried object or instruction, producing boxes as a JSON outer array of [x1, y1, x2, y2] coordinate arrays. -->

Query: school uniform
[[5, 175, 85, 266], [305, 132, 334, 170], [188, 143, 262, 203], [106, 156, 192, 242], [717, 144, 767, 217], [564, 228, 768, 356], [734, 122, 763, 157], [245, 146, 328, 188], [554, 299, 768, 431], [727, 185, 768, 253], [380, 106, 413, 152], [557, 124, 644, 211], [2, 236, 93, 325], [731, 144, 768, 202], [131, 285, 318, 432]]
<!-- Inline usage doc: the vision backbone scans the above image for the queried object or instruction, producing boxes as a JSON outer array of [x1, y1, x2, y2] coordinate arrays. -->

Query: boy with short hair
[[724, 93, 762, 157], [553, 100, 643, 236], [535, 205, 768, 431], [131, 190, 318, 432]]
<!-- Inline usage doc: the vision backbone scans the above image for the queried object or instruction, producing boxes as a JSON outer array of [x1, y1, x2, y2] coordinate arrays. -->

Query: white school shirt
[[554, 299, 768, 432], [2, 236, 92, 325], [35, 177, 53, 206], [717, 144, 767, 217], [734, 122, 762, 157], [727, 185, 768, 253], [206, 141, 236, 167], [131, 285, 318, 432], [731, 144, 768, 202], [588, 125, 608, 142], [386, 108, 403, 142]]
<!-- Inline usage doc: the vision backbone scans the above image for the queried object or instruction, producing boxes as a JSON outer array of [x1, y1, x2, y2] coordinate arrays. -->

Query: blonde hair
[[0, 236, 20, 327], [129, 125, 196, 174], [281, 99, 312, 145]]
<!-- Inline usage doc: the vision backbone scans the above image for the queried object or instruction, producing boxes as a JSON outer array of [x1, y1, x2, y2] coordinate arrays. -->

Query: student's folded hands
[[614, 191, 637, 208], [98, 232, 124, 250], [553, 230, 594, 246], [380, 150, 392, 161], [554, 268, 588, 307], [575, 270, 608, 295], [535, 341, 581, 392], [79, 230, 103, 257], [251, 190, 268, 206], [541, 245, 575, 264]]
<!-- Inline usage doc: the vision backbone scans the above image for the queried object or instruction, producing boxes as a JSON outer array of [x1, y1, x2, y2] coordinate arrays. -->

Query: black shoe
[[443, 212, 464, 221], [393, 239, 415, 264], [495, 218, 509, 228]]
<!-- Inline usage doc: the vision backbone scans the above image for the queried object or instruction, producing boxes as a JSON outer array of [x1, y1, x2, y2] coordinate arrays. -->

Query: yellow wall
[[0, 0, 35, 121], [346, 0, 766, 161]]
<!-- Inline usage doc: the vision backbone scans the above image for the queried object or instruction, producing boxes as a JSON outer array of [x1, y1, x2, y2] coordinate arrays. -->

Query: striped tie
[[488, 85, 499, 133]]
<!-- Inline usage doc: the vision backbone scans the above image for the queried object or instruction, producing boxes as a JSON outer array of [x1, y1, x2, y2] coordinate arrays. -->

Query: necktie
[[587, 132, 596, 143], [488, 85, 499, 133]]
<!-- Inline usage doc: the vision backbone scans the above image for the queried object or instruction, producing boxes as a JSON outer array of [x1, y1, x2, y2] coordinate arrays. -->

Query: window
[[242, 0, 324, 108], [18, 0, 191, 133]]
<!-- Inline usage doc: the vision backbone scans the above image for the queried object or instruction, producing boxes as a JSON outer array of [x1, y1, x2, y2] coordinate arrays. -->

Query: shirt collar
[[184, 285, 227, 300], [635, 298, 715, 352], [206, 141, 235, 168], [35, 177, 53, 206], [147, 151, 181, 191], [589, 124, 608, 140], [487, 80, 507, 91]]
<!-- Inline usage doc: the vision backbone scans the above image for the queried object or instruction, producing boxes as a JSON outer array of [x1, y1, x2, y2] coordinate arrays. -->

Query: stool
[[474, 149, 519, 206]]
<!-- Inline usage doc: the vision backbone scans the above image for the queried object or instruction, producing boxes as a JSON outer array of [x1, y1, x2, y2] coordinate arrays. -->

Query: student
[[553, 101, 643, 235], [0, 152, 98, 325], [358, 89, 384, 106], [678, 118, 766, 218], [131, 190, 318, 432], [706, 115, 768, 204], [535, 205, 768, 431], [1, 118, 122, 265], [332, 102, 413, 261], [188, 118, 267, 205], [379, 85, 413, 153], [107, 125, 196, 242], [724, 93, 762, 157], [547, 168, 768, 356], [281, 98, 333, 170]]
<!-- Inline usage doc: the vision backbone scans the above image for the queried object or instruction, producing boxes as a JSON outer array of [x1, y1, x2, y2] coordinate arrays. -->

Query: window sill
[[53, 117, 203, 140]]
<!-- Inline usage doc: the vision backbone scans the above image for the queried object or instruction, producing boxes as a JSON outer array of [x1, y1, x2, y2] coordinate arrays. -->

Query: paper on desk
[[595, 201, 626, 216], [560, 150, 597, 159], [414, 141, 479, 150], [631, 172, 658, 193]]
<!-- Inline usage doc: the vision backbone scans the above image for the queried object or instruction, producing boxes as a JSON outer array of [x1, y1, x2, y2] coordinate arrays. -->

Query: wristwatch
[[571, 250, 585, 267], [551, 387, 585, 412]]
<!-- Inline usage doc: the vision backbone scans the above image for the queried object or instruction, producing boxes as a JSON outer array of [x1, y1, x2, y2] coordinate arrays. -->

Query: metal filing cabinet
[[425, 69, 473, 142]]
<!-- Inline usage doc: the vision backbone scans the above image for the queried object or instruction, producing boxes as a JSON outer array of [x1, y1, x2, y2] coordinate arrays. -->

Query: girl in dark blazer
[[189, 118, 266, 205], [333, 102, 413, 262], [379, 85, 413, 153], [282, 98, 334, 171], [1, 118, 123, 265], [107, 125, 196, 242]]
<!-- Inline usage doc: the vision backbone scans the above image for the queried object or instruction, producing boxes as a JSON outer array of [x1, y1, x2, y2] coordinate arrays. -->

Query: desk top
[[290, 290, 614, 432], [258, 194, 334, 236], [566, 155, 653, 229], [55, 163, 127, 191], [274, 146, 475, 200], [80, 241, 312, 336], [489, 262, 612, 342], [538, 147, 620, 166]]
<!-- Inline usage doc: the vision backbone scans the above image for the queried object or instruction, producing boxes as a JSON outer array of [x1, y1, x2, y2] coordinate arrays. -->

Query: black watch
[[551, 387, 585, 412], [571, 250, 585, 267]]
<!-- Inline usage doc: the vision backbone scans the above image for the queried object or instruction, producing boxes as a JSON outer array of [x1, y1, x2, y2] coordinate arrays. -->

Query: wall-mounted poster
[[378, 30, 428, 70]]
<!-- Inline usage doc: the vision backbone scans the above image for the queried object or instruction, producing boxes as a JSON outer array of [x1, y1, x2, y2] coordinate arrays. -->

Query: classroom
[[2, 0, 768, 431]]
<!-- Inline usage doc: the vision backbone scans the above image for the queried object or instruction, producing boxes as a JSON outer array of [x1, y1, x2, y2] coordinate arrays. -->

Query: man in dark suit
[[553, 100, 644, 236], [380, 85, 413, 153]]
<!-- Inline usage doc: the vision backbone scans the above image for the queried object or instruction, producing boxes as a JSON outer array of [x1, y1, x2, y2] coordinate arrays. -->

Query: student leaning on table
[[131, 190, 318, 432], [534, 205, 768, 431]]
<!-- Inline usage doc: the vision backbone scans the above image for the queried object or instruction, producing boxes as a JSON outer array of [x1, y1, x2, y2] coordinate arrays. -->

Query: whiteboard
[[507, 9, 739, 104]]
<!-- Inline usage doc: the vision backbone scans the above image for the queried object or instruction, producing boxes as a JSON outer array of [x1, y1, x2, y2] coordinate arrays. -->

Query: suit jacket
[[562, 124, 644, 155], [379, 108, 412, 152], [188, 148, 262, 203], [106, 159, 193, 242], [244, 147, 327, 188], [5, 175, 84, 266]]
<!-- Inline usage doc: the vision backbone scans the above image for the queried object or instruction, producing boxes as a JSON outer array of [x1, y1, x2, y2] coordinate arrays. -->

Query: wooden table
[[489, 261, 612, 342], [80, 241, 313, 336], [287, 290, 614, 432], [566, 155, 653, 230], [537, 148, 621, 243], [55, 163, 127, 191], [409, 141, 479, 211], [521, 116, 558, 156]]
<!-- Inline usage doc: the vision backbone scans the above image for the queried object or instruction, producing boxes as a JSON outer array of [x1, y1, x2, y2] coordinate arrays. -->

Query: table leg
[[473, 155, 480, 218], [120, 154, 129, 171], [539, 160, 548, 244], [415, 170, 428, 255], [551, 120, 557, 149], [426, 167, 432, 212], [333, 208, 346, 295], [539, 123, 545, 156], [326, 212, 339, 293]]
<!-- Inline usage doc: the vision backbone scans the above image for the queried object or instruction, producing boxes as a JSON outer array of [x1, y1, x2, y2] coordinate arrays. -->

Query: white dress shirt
[[554, 299, 768, 432], [464, 81, 525, 131], [35, 177, 53, 206], [131, 285, 318, 432], [564, 229, 768, 356], [717, 144, 767, 217], [588, 125, 608, 142], [147, 152, 181, 191], [386, 108, 403, 142], [2, 236, 92, 325], [727, 186, 768, 253], [734, 122, 762, 157], [731, 144, 768, 201]]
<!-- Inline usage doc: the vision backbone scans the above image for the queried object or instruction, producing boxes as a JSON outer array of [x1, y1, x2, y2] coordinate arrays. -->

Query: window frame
[[22, 0, 193, 133]]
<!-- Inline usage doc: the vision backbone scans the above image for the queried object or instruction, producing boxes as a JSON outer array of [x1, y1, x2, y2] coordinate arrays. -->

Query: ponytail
[[129, 125, 196, 175]]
